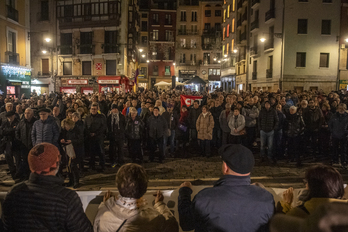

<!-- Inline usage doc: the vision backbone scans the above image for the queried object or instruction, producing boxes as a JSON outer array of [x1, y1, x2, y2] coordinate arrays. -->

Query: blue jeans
[[164, 130, 176, 153], [260, 130, 274, 159]]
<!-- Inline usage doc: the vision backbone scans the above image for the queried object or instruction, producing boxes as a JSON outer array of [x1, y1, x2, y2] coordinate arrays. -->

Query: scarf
[[115, 195, 147, 210], [202, 112, 208, 117], [111, 113, 120, 131]]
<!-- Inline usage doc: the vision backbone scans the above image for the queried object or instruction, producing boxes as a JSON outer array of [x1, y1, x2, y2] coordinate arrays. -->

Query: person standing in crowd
[[148, 107, 168, 163], [329, 103, 348, 167], [176, 105, 190, 157], [94, 163, 179, 232], [228, 108, 245, 144], [84, 103, 107, 171], [219, 103, 232, 146], [258, 101, 279, 164], [242, 98, 259, 149], [189, 100, 202, 151], [196, 105, 214, 157], [318, 103, 333, 158], [0, 102, 16, 126], [285, 106, 305, 167], [274, 104, 286, 160], [162, 104, 179, 156], [107, 104, 126, 167], [211, 100, 223, 149], [125, 108, 144, 163], [71, 112, 85, 175], [2, 143, 93, 232], [178, 144, 274, 232], [155, 100, 166, 115], [15, 108, 36, 181], [98, 95, 109, 116], [31, 108, 60, 148], [302, 99, 323, 160]]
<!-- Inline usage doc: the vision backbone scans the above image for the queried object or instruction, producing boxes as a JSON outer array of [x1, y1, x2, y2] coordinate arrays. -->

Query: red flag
[[180, 95, 203, 107]]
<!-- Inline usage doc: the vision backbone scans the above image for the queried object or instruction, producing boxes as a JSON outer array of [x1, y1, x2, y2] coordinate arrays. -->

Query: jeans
[[110, 138, 124, 163], [150, 137, 165, 161], [212, 127, 222, 148], [273, 129, 283, 159], [260, 130, 274, 159], [199, 139, 211, 157], [164, 130, 176, 153], [88, 138, 105, 169], [305, 130, 319, 156]]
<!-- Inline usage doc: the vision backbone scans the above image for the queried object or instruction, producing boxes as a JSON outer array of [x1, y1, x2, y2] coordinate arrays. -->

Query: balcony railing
[[242, 13, 247, 22], [252, 72, 257, 80], [59, 45, 73, 55], [79, 44, 94, 54], [251, 20, 259, 31], [5, 52, 19, 65], [237, 19, 242, 27], [266, 69, 273, 78], [7, 5, 18, 22], [240, 32, 246, 41], [203, 28, 221, 35], [265, 8, 275, 22], [250, 47, 258, 56], [264, 41, 274, 50], [178, 29, 199, 35], [103, 44, 120, 53], [153, 71, 159, 76], [251, 0, 260, 7], [237, 0, 243, 9]]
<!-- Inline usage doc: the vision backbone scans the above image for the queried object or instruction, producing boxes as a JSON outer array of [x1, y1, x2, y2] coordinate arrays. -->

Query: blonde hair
[[72, 112, 81, 120], [129, 107, 137, 115], [61, 118, 75, 129]]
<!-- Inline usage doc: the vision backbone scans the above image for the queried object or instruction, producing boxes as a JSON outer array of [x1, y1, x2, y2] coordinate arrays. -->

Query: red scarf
[[180, 111, 189, 124]]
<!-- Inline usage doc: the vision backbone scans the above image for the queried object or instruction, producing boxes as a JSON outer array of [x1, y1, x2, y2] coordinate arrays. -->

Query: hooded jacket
[[242, 105, 259, 128], [31, 116, 60, 148]]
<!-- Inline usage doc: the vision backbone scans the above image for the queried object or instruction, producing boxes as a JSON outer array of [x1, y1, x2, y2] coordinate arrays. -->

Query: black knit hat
[[218, 144, 255, 174], [5, 111, 15, 117], [111, 104, 118, 110], [154, 107, 159, 111]]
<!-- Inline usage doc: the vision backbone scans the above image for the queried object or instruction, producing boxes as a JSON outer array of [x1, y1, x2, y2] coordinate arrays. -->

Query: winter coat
[[258, 108, 279, 132], [189, 107, 202, 129], [84, 113, 107, 140], [0, 111, 19, 126], [302, 107, 323, 131], [0, 118, 20, 151], [107, 113, 126, 140], [228, 114, 245, 136], [162, 111, 179, 131], [15, 117, 37, 150], [178, 175, 275, 232], [60, 125, 84, 159], [275, 111, 286, 132], [2, 173, 93, 232], [93, 197, 179, 232], [329, 112, 348, 139], [196, 112, 214, 140], [242, 105, 259, 128], [99, 100, 109, 116], [125, 116, 144, 140], [148, 115, 168, 139], [176, 111, 189, 141], [211, 106, 223, 129], [31, 116, 60, 148], [321, 110, 333, 132], [219, 110, 233, 133], [285, 113, 305, 138]]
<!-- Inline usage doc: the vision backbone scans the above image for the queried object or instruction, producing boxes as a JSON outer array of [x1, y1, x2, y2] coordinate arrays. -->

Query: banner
[[180, 95, 203, 107]]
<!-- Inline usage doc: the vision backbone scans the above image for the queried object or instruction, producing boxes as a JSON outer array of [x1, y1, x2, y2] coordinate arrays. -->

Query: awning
[[97, 76, 121, 84], [31, 78, 51, 85], [185, 76, 207, 85]]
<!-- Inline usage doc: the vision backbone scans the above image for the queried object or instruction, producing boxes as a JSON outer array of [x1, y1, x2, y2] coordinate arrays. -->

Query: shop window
[[63, 62, 72, 75], [42, 59, 49, 75], [82, 61, 91, 75], [106, 60, 116, 75]]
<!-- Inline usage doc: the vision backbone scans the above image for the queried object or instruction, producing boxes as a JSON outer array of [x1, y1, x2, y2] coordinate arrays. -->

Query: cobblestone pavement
[[0, 150, 347, 191]]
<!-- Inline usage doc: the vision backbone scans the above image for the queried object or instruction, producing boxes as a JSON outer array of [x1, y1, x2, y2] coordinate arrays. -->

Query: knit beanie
[[28, 143, 60, 175]]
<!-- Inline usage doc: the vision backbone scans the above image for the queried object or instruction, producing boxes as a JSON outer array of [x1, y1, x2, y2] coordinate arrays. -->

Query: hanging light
[[45, 38, 51, 42], [42, 50, 47, 54], [260, 38, 266, 43]]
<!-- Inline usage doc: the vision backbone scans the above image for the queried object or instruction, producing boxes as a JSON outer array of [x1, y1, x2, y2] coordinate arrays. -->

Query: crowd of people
[[1, 88, 348, 186]]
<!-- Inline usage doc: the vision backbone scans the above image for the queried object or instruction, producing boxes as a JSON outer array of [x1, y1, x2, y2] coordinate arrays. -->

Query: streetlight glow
[[142, 54, 145, 58], [233, 49, 238, 53], [218, 60, 221, 63], [45, 38, 51, 42], [173, 63, 176, 66], [146, 60, 149, 63], [224, 54, 228, 57], [139, 49, 143, 52], [260, 38, 266, 43], [345, 38, 348, 43], [213, 58, 217, 61], [42, 50, 47, 54]]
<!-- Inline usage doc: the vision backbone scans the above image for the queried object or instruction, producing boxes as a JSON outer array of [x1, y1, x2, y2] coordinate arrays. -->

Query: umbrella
[[154, 81, 171, 86], [175, 81, 185, 86], [185, 76, 206, 85]]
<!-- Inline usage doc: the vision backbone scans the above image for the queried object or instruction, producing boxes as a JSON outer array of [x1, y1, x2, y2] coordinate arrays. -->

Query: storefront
[[81, 87, 94, 95], [97, 76, 133, 93], [31, 78, 51, 96], [0, 65, 31, 98], [60, 87, 77, 94], [220, 75, 236, 92], [339, 80, 348, 90]]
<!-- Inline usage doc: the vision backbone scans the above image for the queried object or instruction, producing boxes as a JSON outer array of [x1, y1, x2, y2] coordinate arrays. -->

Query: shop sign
[[98, 79, 119, 84], [68, 79, 88, 85], [8, 81, 22, 86], [21, 85, 31, 89], [1, 65, 31, 78]]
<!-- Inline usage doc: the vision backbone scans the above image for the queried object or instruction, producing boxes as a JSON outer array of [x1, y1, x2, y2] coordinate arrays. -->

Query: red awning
[[97, 76, 121, 84]]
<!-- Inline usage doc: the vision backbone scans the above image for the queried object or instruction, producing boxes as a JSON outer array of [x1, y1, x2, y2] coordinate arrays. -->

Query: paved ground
[[0, 148, 347, 191]]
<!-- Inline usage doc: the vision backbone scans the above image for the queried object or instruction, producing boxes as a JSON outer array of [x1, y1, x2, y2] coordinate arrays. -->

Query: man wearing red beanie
[[2, 142, 93, 232]]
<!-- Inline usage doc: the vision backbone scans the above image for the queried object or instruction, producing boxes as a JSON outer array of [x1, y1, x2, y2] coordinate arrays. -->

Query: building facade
[[138, 0, 150, 89], [0, 0, 31, 98], [339, 0, 348, 90]]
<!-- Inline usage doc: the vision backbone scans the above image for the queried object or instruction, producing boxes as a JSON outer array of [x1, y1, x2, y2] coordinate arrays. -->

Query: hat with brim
[[38, 108, 51, 113]]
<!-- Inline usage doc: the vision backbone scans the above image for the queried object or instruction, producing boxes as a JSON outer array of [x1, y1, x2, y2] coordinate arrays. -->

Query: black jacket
[[285, 113, 305, 138], [148, 115, 168, 139], [302, 107, 323, 131], [107, 113, 126, 140], [84, 113, 107, 140], [2, 173, 93, 232], [0, 118, 20, 151], [98, 100, 109, 116], [15, 117, 37, 150], [258, 108, 279, 132], [178, 175, 275, 232], [189, 107, 202, 129], [162, 111, 179, 131], [211, 106, 223, 129], [125, 116, 144, 140]]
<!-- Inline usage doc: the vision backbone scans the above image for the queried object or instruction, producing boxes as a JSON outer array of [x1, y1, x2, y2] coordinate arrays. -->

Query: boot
[[73, 171, 80, 189]]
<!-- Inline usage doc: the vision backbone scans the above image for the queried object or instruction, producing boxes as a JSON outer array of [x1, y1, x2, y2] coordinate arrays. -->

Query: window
[[296, 52, 306, 67], [106, 60, 116, 75], [152, 30, 159, 41], [180, 25, 187, 34], [227, 5, 230, 18], [320, 53, 329, 67], [80, 32, 93, 54], [181, 11, 186, 21], [191, 11, 197, 21], [153, 65, 159, 75], [41, 1, 49, 21], [60, 33, 72, 54], [180, 54, 186, 63], [141, 36, 148, 45], [226, 43, 229, 55], [205, 10, 211, 17], [142, 13, 147, 18], [7, 0, 18, 21], [82, 61, 91, 75], [180, 38, 186, 47], [215, 10, 221, 16], [7, 30, 16, 53], [141, 21, 147, 31], [190, 54, 197, 63], [165, 14, 172, 24], [191, 39, 197, 48], [42, 59, 49, 75], [63, 62, 72, 75], [140, 67, 147, 75], [153, 14, 159, 24], [232, 19, 235, 32], [321, 20, 331, 35], [204, 53, 210, 64], [231, 39, 234, 51], [215, 23, 221, 31], [232, 0, 235, 11], [223, 45, 225, 55], [104, 31, 118, 53], [253, 61, 257, 79], [298, 19, 308, 34], [165, 30, 173, 41], [165, 66, 170, 75], [223, 27, 225, 40], [205, 23, 211, 30], [223, 9, 226, 22], [227, 24, 230, 37], [191, 25, 198, 33]]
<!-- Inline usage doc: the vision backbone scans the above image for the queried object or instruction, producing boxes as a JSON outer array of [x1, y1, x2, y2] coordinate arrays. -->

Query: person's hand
[[180, 182, 193, 190], [154, 190, 164, 204], [103, 190, 113, 203], [283, 187, 294, 205], [66, 140, 71, 144], [60, 139, 65, 143]]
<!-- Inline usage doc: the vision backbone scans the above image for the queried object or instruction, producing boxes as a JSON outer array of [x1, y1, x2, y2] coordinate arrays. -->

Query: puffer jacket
[[228, 114, 245, 136], [15, 117, 37, 150], [2, 173, 93, 232], [125, 116, 144, 140], [242, 105, 259, 128], [93, 197, 179, 232], [31, 116, 60, 147], [196, 112, 214, 140], [329, 112, 348, 139], [148, 115, 168, 139], [285, 113, 305, 138], [219, 110, 233, 133], [258, 108, 279, 132], [84, 113, 107, 140], [302, 107, 323, 131], [189, 107, 202, 129]]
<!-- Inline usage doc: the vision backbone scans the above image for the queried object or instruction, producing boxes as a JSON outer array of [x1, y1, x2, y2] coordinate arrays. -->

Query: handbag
[[239, 128, 247, 135], [64, 143, 76, 159], [178, 124, 187, 132]]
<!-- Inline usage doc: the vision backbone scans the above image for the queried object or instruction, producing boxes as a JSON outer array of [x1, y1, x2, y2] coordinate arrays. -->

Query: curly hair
[[116, 163, 148, 199]]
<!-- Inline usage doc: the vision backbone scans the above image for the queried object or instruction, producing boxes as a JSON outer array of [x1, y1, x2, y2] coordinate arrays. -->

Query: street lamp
[[345, 38, 348, 43], [213, 57, 217, 61], [233, 49, 238, 53], [45, 38, 51, 42], [139, 48, 143, 53], [146, 60, 149, 63], [173, 63, 176, 66], [141, 54, 145, 58], [218, 60, 221, 63], [224, 54, 228, 58], [260, 38, 266, 43], [42, 50, 47, 54]]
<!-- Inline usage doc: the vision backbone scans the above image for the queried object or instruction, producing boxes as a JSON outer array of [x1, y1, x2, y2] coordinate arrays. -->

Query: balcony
[[237, 19, 242, 29], [79, 44, 94, 54], [237, 1, 243, 9], [178, 29, 199, 35], [202, 44, 214, 50], [266, 69, 273, 78], [7, 5, 18, 22], [203, 28, 221, 35], [240, 32, 246, 42], [59, 45, 73, 55], [5, 52, 19, 65], [250, 20, 259, 32], [242, 13, 247, 24], [251, 0, 260, 8], [103, 44, 120, 53], [250, 47, 258, 56], [252, 72, 257, 80], [264, 41, 274, 51], [265, 8, 275, 24]]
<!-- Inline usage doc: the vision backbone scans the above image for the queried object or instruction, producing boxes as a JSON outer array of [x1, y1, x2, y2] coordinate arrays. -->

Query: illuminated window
[[223, 45, 225, 55], [227, 24, 230, 37], [232, 39, 234, 51], [223, 27, 225, 40], [227, 5, 230, 18], [232, 0, 235, 11], [227, 43, 229, 55], [232, 18, 235, 32], [224, 9, 226, 22]]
